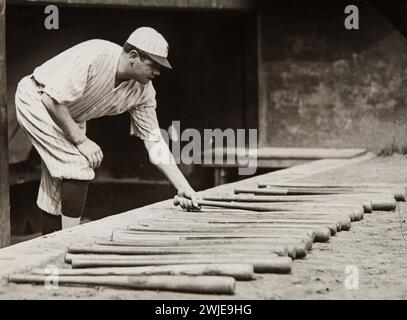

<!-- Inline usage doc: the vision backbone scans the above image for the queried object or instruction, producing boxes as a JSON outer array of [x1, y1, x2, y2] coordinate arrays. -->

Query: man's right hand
[[77, 138, 103, 169], [177, 189, 201, 211]]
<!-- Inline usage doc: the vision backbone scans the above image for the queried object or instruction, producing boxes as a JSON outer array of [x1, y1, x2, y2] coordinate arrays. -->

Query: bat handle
[[173, 195, 203, 209]]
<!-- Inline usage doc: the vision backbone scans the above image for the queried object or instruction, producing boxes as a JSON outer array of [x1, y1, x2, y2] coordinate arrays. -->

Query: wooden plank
[[0, 0, 10, 248], [254, 147, 367, 160], [7, 0, 252, 10], [202, 147, 367, 161], [204, 158, 309, 168]]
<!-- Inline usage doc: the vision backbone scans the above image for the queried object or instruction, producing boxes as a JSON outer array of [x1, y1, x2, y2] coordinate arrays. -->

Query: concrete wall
[[259, 2, 407, 153]]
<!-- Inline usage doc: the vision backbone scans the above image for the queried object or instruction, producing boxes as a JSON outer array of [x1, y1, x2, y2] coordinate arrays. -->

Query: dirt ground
[[0, 154, 406, 300]]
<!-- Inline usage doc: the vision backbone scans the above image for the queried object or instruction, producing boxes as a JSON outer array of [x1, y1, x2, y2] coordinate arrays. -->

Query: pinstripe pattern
[[15, 40, 161, 215]]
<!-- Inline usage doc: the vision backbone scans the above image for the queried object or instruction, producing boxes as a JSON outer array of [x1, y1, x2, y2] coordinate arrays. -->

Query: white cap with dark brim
[[127, 27, 172, 69]]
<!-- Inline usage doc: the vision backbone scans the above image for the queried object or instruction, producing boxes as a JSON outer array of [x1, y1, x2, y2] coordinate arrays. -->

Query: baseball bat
[[174, 195, 364, 220], [64, 252, 281, 264], [258, 181, 406, 193], [156, 211, 354, 230], [257, 182, 406, 188], [96, 236, 314, 252], [67, 255, 293, 274], [31, 264, 255, 281], [128, 224, 336, 242], [174, 195, 270, 212], [148, 213, 352, 230], [92, 242, 307, 259], [112, 228, 328, 242], [237, 186, 405, 201], [133, 219, 339, 235], [8, 274, 236, 295], [154, 211, 352, 229], [68, 243, 296, 259], [96, 240, 311, 258], [202, 194, 374, 213]]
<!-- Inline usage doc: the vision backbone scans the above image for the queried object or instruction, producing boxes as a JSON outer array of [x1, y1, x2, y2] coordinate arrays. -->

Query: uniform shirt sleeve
[[129, 82, 162, 142], [32, 42, 96, 105]]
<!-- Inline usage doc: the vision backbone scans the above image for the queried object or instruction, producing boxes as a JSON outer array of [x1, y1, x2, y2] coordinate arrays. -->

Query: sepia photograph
[[0, 0, 406, 305]]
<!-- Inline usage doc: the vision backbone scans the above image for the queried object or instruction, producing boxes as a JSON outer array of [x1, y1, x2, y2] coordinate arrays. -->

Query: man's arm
[[41, 93, 103, 169], [144, 138, 200, 210]]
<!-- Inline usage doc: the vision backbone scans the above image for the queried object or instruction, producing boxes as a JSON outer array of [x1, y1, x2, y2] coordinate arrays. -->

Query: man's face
[[130, 52, 161, 84]]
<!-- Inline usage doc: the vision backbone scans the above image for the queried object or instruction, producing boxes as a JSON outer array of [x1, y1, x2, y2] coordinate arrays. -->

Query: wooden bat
[[94, 239, 309, 259], [66, 255, 293, 274], [30, 264, 255, 281], [174, 195, 365, 220], [112, 228, 328, 242], [258, 181, 406, 190], [257, 182, 405, 187], [68, 243, 297, 259], [202, 194, 380, 213], [207, 193, 395, 211], [236, 186, 405, 201], [112, 229, 316, 240], [174, 195, 271, 212], [165, 206, 364, 222], [202, 194, 375, 213], [127, 225, 336, 242], [64, 252, 281, 264], [154, 211, 352, 227], [133, 219, 339, 235], [144, 213, 352, 231], [96, 236, 314, 251], [205, 194, 397, 212], [8, 274, 236, 295]]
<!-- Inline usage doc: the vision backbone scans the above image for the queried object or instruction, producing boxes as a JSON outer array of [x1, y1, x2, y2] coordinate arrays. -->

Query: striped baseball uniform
[[15, 39, 162, 215]]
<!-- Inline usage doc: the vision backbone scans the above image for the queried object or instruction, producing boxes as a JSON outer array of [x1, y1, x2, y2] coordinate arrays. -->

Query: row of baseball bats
[[9, 181, 405, 294]]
